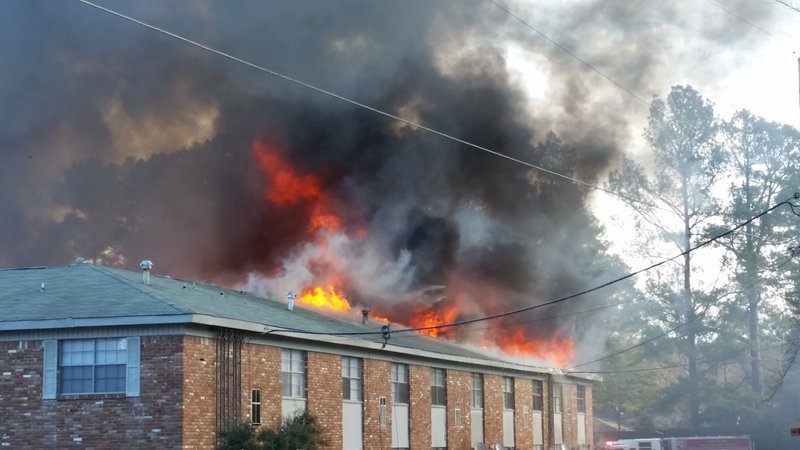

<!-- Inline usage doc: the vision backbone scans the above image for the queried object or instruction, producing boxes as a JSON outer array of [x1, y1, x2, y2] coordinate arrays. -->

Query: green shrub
[[217, 411, 327, 450]]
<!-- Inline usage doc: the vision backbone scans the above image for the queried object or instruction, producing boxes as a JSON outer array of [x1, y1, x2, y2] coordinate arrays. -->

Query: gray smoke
[[0, 0, 785, 358]]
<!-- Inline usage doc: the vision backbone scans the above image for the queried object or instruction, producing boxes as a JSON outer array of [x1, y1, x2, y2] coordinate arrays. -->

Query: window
[[639, 443, 653, 450], [60, 338, 127, 394], [392, 363, 409, 404], [533, 380, 544, 411], [251, 389, 262, 425], [454, 402, 463, 427], [471, 373, 484, 409], [342, 356, 362, 401], [430, 368, 446, 406], [552, 383, 562, 414], [503, 376, 515, 410], [379, 397, 387, 428], [577, 384, 586, 413], [281, 349, 306, 398]]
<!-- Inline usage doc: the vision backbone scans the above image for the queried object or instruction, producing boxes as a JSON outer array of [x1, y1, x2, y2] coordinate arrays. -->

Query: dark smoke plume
[[0, 0, 785, 362]]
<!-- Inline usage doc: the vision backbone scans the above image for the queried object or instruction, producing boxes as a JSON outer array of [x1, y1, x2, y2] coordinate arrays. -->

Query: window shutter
[[42, 340, 57, 400], [126, 337, 140, 397]]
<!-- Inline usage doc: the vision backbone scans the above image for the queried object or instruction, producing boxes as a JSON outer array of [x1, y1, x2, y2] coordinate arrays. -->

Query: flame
[[252, 140, 340, 233], [408, 306, 459, 337], [494, 328, 574, 367], [299, 284, 351, 312]]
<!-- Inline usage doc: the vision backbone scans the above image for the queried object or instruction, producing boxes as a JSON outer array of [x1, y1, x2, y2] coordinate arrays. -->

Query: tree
[[607, 85, 725, 429], [716, 110, 800, 395]]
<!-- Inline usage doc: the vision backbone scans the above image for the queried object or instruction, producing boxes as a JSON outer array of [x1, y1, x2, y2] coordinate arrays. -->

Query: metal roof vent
[[361, 308, 370, 324], [140, 260, 154, 285], [287, 291, 296, 311]]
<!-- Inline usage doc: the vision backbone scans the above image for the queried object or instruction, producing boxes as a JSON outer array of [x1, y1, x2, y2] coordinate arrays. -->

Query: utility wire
[[487, 0, 651, 108], [77, 0, 659, 211], [704, 0, 799, 51], [264, 196, 797, 337]]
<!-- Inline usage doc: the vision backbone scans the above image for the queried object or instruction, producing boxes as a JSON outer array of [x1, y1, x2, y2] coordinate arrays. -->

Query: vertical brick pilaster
[[514, 378, 533, 449], [446, 369, 471, 450], [563, 383, 577, 447], [307, 352, 342, 449], [240, 342, 282, 431], [363, 359, 392, 450], [483, 374, 503, 444], [409, 364, 431, 449], [586, 385, 594, 447]]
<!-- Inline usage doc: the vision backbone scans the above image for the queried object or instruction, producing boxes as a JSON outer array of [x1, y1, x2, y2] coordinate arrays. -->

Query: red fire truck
[[603, 436, 753, 450]]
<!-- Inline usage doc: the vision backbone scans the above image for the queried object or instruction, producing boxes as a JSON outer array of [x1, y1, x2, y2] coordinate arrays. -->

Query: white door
[[502, 409, 515, 447], [343, 401, 362, 450], [392, 404, 409, 448], [533, 411, 544, 447], [471, 408, 484, 447], [431, 405, 447, 447]]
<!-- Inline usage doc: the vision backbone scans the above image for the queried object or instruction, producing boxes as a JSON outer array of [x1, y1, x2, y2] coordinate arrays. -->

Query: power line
[[704, 0, 799, 51], [487, 0, 651, 108], [264, 197, 796, 337], [76, 0, 659, 211]]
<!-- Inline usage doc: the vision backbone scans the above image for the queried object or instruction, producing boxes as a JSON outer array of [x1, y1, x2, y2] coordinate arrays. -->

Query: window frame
[[281, 349, 307, 399], [471, 373, 484, 409], [430, 368, 447, 406], [391, 363, 410, 404], [577, 384, 586, 413], [342, 356, 363, 401], [552, 383, 563, 414], [503, 376, 515, 410], [251, 389, 262, 425], [533, 379, 544, 411], [59, 338, 128, 395]]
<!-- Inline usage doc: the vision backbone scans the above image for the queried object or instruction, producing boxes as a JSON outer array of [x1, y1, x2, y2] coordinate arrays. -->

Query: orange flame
[[299, 284, 351, 312], [252, 140, 340, 233], [494, 328, 574, 367], [408, 306, 459, 337]]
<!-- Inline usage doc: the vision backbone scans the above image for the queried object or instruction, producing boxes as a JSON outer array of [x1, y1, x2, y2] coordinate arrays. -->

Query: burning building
[[0, 263, 598, 449]]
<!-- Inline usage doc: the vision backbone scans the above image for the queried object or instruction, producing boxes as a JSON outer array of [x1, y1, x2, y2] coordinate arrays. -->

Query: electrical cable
[[76, 0, 664, 212], [260, 196, 798, 337], [487, 0, 651, 108]]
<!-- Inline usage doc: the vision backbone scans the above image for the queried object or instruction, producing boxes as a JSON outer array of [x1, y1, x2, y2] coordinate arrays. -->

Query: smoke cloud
[[0, 0, 788, 362]]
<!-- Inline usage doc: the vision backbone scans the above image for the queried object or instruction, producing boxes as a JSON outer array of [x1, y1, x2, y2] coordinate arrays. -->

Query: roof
[[0, 263, 597, 380]]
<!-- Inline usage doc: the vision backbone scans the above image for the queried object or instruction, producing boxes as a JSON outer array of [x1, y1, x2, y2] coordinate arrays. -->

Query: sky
[[1, 0, 799, 363]]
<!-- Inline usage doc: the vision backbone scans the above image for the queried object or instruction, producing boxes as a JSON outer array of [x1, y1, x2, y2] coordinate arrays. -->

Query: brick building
[[0, 263, 597, 449]]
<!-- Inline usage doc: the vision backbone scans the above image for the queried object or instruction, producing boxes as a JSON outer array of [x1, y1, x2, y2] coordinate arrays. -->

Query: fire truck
[[603, 436, 753, 450]]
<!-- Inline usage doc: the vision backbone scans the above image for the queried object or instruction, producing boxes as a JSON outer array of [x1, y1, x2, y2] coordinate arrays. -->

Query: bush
[[217, 411, 327, 450]]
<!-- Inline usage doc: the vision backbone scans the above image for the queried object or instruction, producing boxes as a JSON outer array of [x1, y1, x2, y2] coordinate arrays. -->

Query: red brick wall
[[409, 364, 431, 449], [0, 336, 184, 449], [181, 335, 215, 449], [239, 341, 282, 430], [483, 374, 503, 445], [585, 385, 594, 447], [563, 383, 577, 447], [363, 359, 392, 450], [446, 369, 471, 450], [307, 352, 343, 450], [514, 378, 533, 449]]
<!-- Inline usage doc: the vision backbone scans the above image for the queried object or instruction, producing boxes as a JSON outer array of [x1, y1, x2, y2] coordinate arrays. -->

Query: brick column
[[409, 364, 431, 449], [447, 369, 471, 450], [307, 352, 342, 449], [363, 359, 392, 450], [483, 374, 503, 444], [514, 378, 533, 449], [239, 342, 282, 430]]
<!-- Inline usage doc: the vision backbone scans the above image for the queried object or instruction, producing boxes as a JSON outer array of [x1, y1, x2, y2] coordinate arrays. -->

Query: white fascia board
[[0, 314, 275, 334]]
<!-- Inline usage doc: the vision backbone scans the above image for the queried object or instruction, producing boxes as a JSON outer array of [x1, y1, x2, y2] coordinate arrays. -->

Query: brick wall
[[446, 369, 471, 450], [239, 341, 282, 430], [563, 383, 578, 446], [542, 379, 552, 449], [0, 336, 184, 449], [307, 352, 342, 450], [514, 378, 533, 449], [363, 359, 392, 450], [483, 374, 503, 445], [409, 364, 431, 449], [585, 385, 594, 447]]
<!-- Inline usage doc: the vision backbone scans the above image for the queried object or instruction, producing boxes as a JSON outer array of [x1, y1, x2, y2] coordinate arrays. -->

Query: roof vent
[[139, 260, 154, 285], [287, 291, 296, 311], [361, 308, 370, 324]]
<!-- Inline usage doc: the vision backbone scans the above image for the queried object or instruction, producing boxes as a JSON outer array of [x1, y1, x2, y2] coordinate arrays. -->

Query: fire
[[299, 284, 351, 312], [408, 306, 459, 337], [494, 328, 574, 367], [252, 140, 340, 233]]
